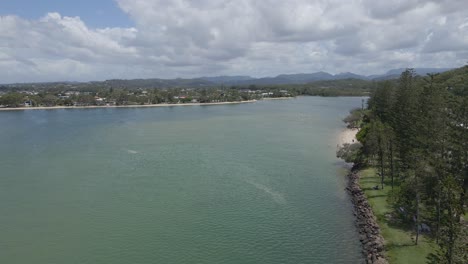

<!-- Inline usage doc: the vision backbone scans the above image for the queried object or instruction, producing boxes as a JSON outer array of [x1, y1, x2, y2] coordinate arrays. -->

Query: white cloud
[[0, 0, 467, 82]]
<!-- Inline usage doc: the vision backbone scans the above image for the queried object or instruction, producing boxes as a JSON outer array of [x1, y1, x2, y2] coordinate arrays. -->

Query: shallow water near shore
[[0, 96, 364, 263]]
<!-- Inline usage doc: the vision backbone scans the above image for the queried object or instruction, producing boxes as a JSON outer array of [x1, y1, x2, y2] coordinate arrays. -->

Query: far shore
[[0, 100, 258, 111]]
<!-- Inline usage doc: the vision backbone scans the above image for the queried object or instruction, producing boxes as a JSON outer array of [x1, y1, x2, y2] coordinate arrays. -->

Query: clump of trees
[[343, 107, 366, 129], [336, 142, 363, 163], [351, 66, 467, 263], [0, 92, 24, 107]]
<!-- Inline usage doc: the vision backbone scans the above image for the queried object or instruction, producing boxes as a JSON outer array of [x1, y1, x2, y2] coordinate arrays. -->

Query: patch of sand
[[338, 128, 359, 146]]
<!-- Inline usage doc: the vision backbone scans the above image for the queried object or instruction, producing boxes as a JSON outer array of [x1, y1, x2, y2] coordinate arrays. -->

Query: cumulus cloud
[[0, 0, 467, 82]]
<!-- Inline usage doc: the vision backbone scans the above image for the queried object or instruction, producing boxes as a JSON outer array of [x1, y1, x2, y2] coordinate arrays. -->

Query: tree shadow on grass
[[360, 183, 381, 189], [386, 220, 413, 230], [359, 177, 379, 183], [366, 194, 388, 199], [376, 213, 415, 233], [426, 253, 440, 264], [386, 242, 416, 250]]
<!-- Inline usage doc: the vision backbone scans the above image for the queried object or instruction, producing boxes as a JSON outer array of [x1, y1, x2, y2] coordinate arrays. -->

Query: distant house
[[24, 100, 33, 107], [95, 97, 105, 105], [279, 90, 290, 96], [65, 91, 80, 96], [21, 91, 38, 95], [261, 92, 273, 97]]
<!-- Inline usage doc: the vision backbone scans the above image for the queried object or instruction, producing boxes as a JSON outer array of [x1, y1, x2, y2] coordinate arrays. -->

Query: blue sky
[[0, 0, 467, 83], [0, 0, 132, 27]]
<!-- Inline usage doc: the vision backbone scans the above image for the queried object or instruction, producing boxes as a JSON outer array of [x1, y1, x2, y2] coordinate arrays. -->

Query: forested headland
[[338, 66, 467, 263]]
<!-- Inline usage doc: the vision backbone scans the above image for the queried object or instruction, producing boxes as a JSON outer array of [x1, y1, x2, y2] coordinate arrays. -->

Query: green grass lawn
[[359, 168, 435, 264]]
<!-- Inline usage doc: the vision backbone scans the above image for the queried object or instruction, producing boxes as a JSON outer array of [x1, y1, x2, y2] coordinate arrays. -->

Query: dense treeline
[[0, 87, 289, 108], [343, 66, 467, 263], [0, 78, 376, 108]]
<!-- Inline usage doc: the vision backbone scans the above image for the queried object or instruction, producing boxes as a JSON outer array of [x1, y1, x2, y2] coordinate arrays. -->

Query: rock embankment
[[346, 169, 388, 264]]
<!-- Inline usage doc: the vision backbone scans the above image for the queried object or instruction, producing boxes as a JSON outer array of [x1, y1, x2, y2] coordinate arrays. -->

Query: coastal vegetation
[[0, 87, 277, 108], [339, 66, 468, 263], [0, 77, 384, 108]]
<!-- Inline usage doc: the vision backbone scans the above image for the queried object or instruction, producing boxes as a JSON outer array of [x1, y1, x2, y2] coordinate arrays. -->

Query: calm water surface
[[0, 97, 364, 263]]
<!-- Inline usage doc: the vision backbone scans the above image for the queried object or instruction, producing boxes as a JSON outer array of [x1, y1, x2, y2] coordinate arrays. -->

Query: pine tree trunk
[[415, 192, 420, 245], [436, 194, 440, 244], [447, 202, 453, 264], [390, 140, 394, 191], [415, 168, 420, 246], [461, 169, 468, 217], [380, 156, 384, 190], [378, 137, 384, 190]]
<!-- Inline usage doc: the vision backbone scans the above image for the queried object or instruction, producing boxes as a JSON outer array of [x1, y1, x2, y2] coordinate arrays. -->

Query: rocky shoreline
[[346, 166, 388, 264]]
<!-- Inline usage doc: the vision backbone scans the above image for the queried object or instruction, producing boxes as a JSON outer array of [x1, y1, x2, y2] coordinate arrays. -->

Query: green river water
[[0, 96, 364, 263]]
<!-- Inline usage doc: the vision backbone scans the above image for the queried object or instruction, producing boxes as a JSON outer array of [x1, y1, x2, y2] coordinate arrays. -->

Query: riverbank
[[347, 167, 388, 264], [338, 127, 435, 263], [358, 168, 434, 264], [0, 100, 257, 111], [338, 128, 388, 264]]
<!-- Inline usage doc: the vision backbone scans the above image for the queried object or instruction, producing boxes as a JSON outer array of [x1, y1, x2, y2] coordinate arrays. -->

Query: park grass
[[359, 168, 435, 264]]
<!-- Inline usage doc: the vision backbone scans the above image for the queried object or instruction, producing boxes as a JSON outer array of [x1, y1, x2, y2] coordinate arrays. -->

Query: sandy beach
[[262, 97, 293, 100], [0, 100, 257, 111], [338, 128, 359, 146]]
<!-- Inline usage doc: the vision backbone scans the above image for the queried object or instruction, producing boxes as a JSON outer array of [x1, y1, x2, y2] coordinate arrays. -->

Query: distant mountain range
[[1, 68, 452, 88], [198, 68, 453, 85]]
